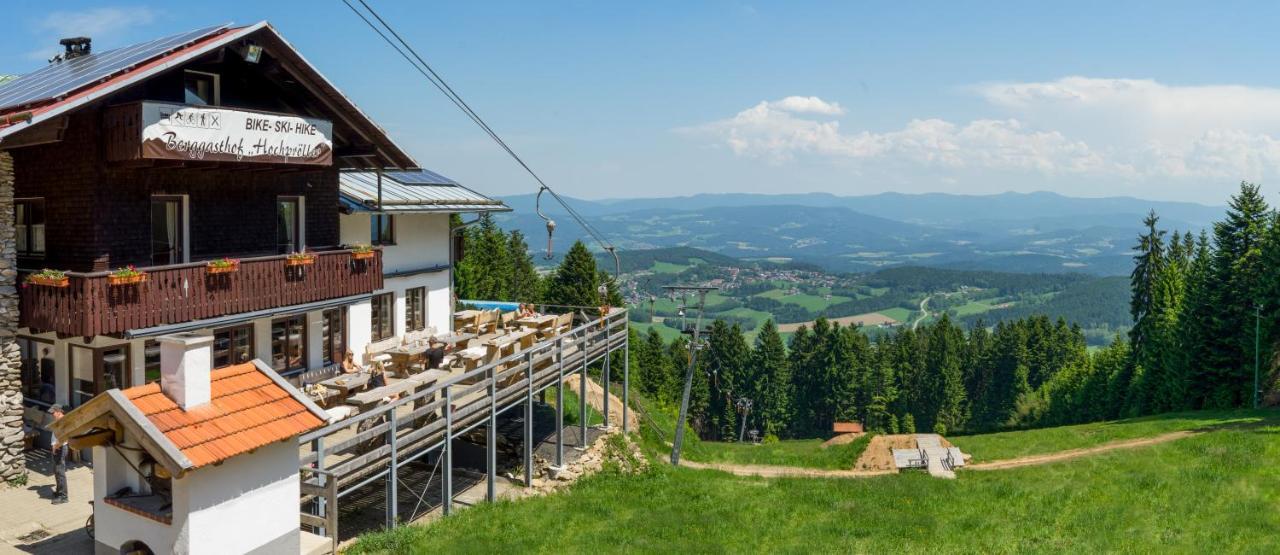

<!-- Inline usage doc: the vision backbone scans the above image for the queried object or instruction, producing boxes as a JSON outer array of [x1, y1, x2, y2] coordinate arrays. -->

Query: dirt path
[[675, 431, 1198, 479], [566, 375, 640, 432], [679, 459, 895, 479], [965, 430, 1198, 470], [912, 296, 931, 331]]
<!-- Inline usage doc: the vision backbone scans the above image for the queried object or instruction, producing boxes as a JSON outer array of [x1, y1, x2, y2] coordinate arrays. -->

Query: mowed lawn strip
[[680, 435, 873, 470], [949, 408, 1276, 462], [349, 416, 1280, 553]]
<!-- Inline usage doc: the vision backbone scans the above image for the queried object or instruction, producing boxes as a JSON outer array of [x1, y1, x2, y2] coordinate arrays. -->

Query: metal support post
[[312, 437, 326, 537], [486, 366, 496, 502], [603, 317, 611, 429], [524, 351, 534, 486], [443, 388, 453, 515], [387, 415, 398, 527], [623, 337, 630, 434], [579, 331, 589, 450], [556, 338, 565, 467]]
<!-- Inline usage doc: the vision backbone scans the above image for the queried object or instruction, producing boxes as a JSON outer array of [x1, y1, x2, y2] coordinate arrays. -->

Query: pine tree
[[1128, 210, 1167, 409], [752, 320, 793, 438], [1177, 231, 1215, 408], [506, 230, 542, 302], [1203, 183, 1270, 406], [701, 320, 752, 440], [545, 241, 601, 308]]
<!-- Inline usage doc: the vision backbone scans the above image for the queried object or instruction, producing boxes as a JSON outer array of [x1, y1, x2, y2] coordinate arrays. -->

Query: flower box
[[351, 251, 376, 260], [108, 273, 147, 286], [206, 259, 240, 274], [286, 254, 316, 267], [27, 275, 69, 288]]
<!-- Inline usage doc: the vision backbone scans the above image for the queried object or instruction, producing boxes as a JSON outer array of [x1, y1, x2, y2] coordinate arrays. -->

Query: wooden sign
[[136, 102, 333, 165]]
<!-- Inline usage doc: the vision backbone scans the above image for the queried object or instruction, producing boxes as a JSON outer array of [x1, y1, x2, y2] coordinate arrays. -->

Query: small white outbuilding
[[51, 333, 328, 555]]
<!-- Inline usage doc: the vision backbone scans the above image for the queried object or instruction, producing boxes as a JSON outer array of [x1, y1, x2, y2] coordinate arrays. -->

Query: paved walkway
[[0, 452, 95, 554]]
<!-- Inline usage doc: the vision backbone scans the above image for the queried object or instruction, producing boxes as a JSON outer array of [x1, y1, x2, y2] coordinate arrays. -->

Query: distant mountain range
[[497, 191, 1223, 276]]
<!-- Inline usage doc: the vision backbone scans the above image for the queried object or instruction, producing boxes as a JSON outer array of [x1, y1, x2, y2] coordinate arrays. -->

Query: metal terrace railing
[[298, 308, 630, 539]]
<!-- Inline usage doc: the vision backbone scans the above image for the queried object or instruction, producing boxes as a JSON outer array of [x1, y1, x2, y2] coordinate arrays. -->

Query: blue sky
[[4, 1, 1280, 204]]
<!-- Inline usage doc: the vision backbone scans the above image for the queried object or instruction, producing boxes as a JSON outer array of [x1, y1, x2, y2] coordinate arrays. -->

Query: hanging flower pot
[[25, 269, 69, 288], [286, 251, 316, 267], [108, 266, 147, 286], [206, 258, 240, 274], [350, 244, 376, 260]]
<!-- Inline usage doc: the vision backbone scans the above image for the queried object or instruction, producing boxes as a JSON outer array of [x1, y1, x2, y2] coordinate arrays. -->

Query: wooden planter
[[206, 264, 239, 274], [286, 256, 316, 267], [108, 274, 147, 286], [351, 251, 375, 260], [27, 275, 69, 288]]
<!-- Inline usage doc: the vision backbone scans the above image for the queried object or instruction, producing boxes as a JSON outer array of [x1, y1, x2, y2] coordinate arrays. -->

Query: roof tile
[[114, 362, 323, 470]]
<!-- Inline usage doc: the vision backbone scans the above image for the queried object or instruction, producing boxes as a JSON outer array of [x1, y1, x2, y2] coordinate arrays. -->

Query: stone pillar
[[0, 151, 23, 483]]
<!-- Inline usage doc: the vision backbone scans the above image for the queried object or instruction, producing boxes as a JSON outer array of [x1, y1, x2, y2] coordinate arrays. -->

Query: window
[[213, 325, 254, 368], [371, 293, 394, 342], [69, 345, 130, 408], [321, 308, 346, 366], [371, 214, 395, 245], [277, 196, 303, 254], [151, 196, 185, 265], [15, 198, 45, 257], [183, 70, 220, 106], [406, 287, 426, 332], [18, 337, 55, 405], [271, 316, 306, 374], [144, 340, 162, 384]]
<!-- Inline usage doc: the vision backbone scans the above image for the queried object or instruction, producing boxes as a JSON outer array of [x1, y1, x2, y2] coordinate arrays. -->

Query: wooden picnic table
[[454, 310, 482, 331], [516, 314, 556, 329], [346, 378, 422, 407], [317, 372, 371, 397]]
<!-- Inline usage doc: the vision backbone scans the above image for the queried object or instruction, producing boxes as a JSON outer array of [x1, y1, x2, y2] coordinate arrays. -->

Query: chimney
[[58, 37, 92, 60], [158, 333, 214, 410]]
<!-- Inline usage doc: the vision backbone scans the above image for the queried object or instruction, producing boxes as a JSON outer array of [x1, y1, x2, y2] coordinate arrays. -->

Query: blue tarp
[[459, 300, 520, 312]]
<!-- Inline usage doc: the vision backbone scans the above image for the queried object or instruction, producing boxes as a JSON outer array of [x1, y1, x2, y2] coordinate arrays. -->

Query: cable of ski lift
[[342, 0, 622, 278]]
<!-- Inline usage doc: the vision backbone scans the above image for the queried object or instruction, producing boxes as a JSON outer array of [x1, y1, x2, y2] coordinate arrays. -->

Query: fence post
[[443, 387, 453, 516], [312, 436, 327, 537], [603, 314, 611, 429], [579, 327, 589, 450], [623, 329, 630, 435], [486, 364, 496, 502], [387, 414, 398, 528], [556, 337, 565, 467], [524, 350, 534, 487]]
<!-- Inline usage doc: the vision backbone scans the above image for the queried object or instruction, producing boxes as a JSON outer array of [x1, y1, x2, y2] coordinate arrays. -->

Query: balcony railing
[[20, 249, 382, 337]]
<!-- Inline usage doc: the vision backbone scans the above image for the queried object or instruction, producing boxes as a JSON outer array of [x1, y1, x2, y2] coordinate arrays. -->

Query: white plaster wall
[[305, 310, 325, 370], [338, 212, 451, 274], [347, 299, 373, 365], [177, 441, 300, 555], [91, 445, 174, 554], [384, 272, 452, 334]]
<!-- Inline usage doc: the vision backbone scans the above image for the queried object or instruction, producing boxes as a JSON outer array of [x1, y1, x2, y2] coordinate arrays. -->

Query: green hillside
[[351, 408, 1280, 553]]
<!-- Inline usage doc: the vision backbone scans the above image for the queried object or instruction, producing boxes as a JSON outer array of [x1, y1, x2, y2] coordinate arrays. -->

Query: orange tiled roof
[[122, 363, 323, 468]]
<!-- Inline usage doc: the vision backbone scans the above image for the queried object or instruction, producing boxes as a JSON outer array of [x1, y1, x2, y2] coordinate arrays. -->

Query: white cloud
[[683, 80, 1280, 188], [26, 7, 159, 61], [681, 95, 1114, 175], [766, 96, 846, 116]]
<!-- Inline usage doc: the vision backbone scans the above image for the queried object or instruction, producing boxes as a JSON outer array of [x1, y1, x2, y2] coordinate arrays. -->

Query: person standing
[[48, 404, 68, 504]]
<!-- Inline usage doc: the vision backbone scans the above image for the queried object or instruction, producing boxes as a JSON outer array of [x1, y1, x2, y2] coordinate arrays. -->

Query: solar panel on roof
[[0, 24, 229, 113], [382, 169, 459, 186]]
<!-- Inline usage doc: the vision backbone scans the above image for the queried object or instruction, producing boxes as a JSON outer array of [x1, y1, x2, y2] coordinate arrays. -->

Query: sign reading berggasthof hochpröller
[[140, 102, 333, 166]]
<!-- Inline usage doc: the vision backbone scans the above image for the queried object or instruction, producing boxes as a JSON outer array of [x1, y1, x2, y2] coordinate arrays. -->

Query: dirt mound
[[852, 434, 954, 471], [822, 432, 866, 447]]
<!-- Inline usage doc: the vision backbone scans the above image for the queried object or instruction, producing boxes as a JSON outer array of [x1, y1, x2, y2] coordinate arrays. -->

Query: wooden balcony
[[20, 249, 382, 337]]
